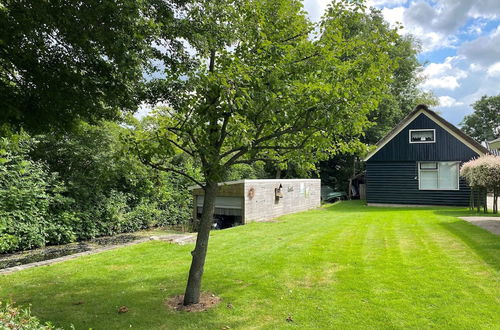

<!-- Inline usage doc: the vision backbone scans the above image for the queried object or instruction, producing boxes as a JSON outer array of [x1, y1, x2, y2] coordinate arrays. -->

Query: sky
[[304, 0, 500, 125]]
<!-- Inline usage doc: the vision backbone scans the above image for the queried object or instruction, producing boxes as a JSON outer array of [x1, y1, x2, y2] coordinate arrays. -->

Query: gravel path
[[459, 217, 500, 235], [0, 234, 195, 275]]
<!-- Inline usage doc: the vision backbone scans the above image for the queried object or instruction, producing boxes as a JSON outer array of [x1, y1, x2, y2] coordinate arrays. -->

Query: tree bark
[[183, 180, 218, 305], [493, 189, 498, 214], [470, 188, 474, 211]]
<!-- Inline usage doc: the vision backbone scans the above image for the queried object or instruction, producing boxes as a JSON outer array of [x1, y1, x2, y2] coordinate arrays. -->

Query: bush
[[0, 301, 61, 329], [0, 123, 193, 253], [124, 201, 161, 231], [33, 121, 194, 236], [461, 155, 500, 213], [0, 133, 76, 253]]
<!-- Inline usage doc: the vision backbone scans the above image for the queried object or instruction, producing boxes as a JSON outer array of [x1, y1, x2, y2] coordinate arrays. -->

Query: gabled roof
[[363, 104, 490, 161]]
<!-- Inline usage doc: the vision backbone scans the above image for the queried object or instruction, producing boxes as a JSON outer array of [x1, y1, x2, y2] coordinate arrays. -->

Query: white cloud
[[422, 76, 462, 90], [459, 26, 500, 65], [420, 57, 468, 90], [377, 4, 456, 52], [468, 63, 484, 72], [405, 0, 500, 35], [380, 6, 405, 26], [303, 0, 330, 22], [487, 62, 500, 77], [438, 96, 464, 107], [372, 0, 500, 53], [366, 0, 407, 8]]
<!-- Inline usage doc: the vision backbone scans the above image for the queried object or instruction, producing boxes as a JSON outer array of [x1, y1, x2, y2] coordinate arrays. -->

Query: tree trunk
[[483, 188, 487, 213], [493, 189, 498, 214], [470, 188, 474, 211], [183, 180, 218, 305], [476, 188, 480, 213]]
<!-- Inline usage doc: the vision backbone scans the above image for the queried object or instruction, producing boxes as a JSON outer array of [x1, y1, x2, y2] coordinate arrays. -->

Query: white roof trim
[[364, 110, 487, 161]]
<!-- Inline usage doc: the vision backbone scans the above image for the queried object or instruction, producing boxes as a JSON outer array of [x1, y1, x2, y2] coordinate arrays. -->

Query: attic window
[[409, 129, 435, 143]]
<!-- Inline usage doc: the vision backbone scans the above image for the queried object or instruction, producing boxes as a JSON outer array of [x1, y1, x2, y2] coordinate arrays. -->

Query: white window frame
[[409, 129, 436, 144], [418, 161, 460, 191]]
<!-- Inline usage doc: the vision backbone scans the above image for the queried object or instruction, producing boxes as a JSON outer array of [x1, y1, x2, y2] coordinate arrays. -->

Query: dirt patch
[[166, 292, 221, 312]]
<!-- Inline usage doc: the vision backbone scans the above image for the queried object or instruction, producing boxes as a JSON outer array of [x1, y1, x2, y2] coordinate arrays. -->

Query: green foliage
[[139, 0, 400, 184], [0, 123, 192, 253], [461, 94, 500, 142], [0, 0, 186, 132], [224, 163, 268, 181], [319, 8, 437, 191], [32, 121, 192, 239], [0, 302, 61, 330], [0, 132, 76, 253]]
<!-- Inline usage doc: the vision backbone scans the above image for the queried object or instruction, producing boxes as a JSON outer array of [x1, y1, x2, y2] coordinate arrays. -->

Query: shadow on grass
[[0, 242, 273, 330], [438, 219, 500, 272], [5, 270, 248, 329]]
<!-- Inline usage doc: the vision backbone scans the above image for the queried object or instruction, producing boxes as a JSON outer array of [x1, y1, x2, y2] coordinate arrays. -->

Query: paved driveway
[[459, 216, 500, 235]]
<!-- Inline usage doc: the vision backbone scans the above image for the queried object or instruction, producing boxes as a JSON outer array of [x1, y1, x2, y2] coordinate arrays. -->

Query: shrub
[[0, 133, 76, 253], [461, 155, 500, 213], [0, 301, 61, 329], [0, 124, 193, 253]]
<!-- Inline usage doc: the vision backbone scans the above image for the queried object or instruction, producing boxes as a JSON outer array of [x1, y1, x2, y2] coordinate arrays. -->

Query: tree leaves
[[461, 94, 500, 142]]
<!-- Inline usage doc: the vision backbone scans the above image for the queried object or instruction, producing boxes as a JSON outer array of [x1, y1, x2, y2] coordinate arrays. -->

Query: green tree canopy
[[0, 0, 186, 132], [134, 0, 400, 305], [360, 9, 437, 144], [461, 94, 500, 142]]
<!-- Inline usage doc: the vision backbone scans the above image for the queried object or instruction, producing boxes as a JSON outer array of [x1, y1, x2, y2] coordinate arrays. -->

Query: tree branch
[[216, 112, 231, 148], [291, 52, 321, 65], [133, 141, 205, 188], [222, 106, 317, 166], [158, 132, 196, 157], [146, 162, 205, 189], [278, 30, 312, 43], [209, 49, 216, 73]]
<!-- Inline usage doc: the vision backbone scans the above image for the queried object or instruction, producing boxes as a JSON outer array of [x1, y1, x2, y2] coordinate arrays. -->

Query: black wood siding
[[369, 113, 479, 162], [366, 162, 471, 206], [365, 112, 480, 206]]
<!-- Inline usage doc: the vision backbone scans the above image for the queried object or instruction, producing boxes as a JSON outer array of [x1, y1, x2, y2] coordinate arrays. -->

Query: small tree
[[461, 155, 500, 213], [134, 0, 399, 305]]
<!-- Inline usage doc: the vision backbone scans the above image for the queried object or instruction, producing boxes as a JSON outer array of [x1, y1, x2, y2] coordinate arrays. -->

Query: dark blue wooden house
[[364, 104, 489, 206]]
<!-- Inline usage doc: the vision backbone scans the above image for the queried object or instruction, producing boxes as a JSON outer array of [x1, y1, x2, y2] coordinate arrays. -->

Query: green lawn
[[1, 201, 499, 329]]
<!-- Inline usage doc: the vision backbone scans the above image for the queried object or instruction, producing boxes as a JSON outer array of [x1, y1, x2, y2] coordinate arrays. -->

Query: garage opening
[[196, 196, 243, 230]]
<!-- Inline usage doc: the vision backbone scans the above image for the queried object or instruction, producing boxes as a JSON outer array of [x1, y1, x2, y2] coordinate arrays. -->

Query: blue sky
[[304, 0, 500, 125]]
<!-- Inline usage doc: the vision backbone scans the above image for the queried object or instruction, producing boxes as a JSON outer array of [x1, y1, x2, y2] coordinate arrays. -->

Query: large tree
[[318, 8, 437, 191], [360, 9, 437, 145], [0, 0, 186, 132], [461, 94, 500, 142], [134, 0, 399, 305]]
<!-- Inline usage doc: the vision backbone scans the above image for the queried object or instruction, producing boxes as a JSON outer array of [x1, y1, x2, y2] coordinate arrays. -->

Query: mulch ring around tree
[[166, 292, 221, 312]]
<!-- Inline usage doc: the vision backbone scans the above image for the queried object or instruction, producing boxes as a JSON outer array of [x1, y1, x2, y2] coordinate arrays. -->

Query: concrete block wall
[[243, 179, 321, 222]]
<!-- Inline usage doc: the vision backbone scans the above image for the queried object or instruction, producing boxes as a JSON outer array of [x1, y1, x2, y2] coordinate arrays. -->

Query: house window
[[419, 162, 459, 190], [410, 129, 435, 143]]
